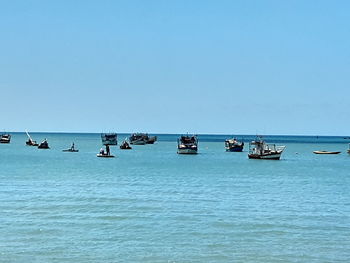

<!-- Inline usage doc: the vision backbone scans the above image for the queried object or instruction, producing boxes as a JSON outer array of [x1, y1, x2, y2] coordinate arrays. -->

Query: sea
[[0, 133, 349, 263]]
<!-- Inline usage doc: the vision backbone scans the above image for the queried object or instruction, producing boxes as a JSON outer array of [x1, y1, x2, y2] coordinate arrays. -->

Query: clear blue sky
[[1, 0, 349, 135]]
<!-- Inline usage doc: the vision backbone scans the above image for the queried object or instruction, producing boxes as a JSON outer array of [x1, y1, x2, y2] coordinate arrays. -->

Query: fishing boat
[[25, 131, 39, 146], [129, 133, 147, 145], [225, 138, 244, 152], [120, 139, 132, 149], [38, 139, 50, 149], [97, 133, 117, 158], [177, 135, 198, 154], [129, 133, 157, 145], [62, 142, 79, 152], [313, 151, 341, 154], [248, 137, 285, 160], [0, 133, 11, 143]]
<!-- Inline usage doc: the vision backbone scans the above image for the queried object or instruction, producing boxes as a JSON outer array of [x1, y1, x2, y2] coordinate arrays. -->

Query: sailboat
[[25, 131, 39, 146]]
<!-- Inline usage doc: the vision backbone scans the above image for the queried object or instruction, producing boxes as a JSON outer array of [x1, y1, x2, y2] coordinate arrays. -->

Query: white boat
[[313, 151, 341, 155], [177, 135, 198, 154], [248, 137, 285, 160]]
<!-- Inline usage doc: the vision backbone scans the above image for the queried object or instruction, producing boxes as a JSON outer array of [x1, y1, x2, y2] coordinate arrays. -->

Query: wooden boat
[[248, 137, 285, 160], [25, 131, 39, 146], [129, 133, 147, 145], [101, 133, 117, 145], [177, 135, 198, 154], [225, 138, 244, 152], [38, 139, 50, 149], [63, 143, 79, 152], [0, 133, 11, 143], [313, 151, 341, 154], [120, 139, 132, 149], [129, 133, 157, 145]]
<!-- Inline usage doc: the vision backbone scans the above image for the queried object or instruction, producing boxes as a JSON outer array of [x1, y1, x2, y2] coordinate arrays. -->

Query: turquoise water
[[1, 133, 349, 262]]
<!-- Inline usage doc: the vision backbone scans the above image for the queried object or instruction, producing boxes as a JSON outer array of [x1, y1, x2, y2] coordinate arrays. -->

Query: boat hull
[[120, 146, 132, 149], [63, 149, 79, 152], [97, 154, 115, 158], [0, 140, 10, 144], [177, 148, 198, 154], [248, 153, 282, 160], [38, 146, 50, 149], [130, 140, 146, 145], [226, 146, 244, 152], [313, 151, 341, 154]]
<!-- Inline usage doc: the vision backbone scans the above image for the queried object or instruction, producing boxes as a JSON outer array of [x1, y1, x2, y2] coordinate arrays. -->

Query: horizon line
[[3, 131, 350, 138]]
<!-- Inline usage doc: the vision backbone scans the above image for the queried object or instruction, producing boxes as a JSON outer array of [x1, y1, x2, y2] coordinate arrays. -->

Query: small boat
[[97, 145, 114, 158], [38, 139, 50, 149], [177, 135, 198, 154], [97, 134, 117, 158], [313, 151, 341, 154], [120, 139, 132, 149], [0, 133, 11, 144], [225, 138, 244, 152], [25, 131, 39, 146], [62, 143, 79, 152], [248, 137, 285, 160]]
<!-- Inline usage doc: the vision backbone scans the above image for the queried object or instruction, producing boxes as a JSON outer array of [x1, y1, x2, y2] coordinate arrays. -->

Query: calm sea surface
[[0, 133, 349, 262]]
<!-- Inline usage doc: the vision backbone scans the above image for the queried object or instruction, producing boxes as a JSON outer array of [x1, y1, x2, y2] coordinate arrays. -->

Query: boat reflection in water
[[177, 135, 198, 154], [248, 137, 285, 160]]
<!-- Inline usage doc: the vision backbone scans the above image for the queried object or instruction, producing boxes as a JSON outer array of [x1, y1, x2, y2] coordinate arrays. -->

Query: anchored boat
[[38, 139, 50, 149], [177, 135, 198, 154], [248, 137, 285, 160], [120, 139, 132, 150], [97, 133, 117, 158], [0, 133, 11, 144], [25, 131, 39, 146], [313, 151, 341, 154], [129, 133, 157, 145], [225, 138, 244, 152]]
